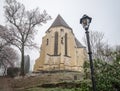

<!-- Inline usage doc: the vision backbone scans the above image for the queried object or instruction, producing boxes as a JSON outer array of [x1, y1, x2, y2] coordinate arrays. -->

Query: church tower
[[34, 15, 87, 72]]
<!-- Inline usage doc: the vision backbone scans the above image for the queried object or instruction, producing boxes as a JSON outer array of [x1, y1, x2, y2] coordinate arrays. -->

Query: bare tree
[[0, 46, 18, 76], [0, 25, 18, 76], [4, 0, 51, 76], [82, 30, 114, 62], [83, 31, 105, 59], [115, 45, 120, 52], [0, 25, 13, 51]]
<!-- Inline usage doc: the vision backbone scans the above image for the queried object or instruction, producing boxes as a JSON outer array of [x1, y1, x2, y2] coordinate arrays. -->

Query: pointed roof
[[75, 38, 85, 48], [49, 15, 72, 30]]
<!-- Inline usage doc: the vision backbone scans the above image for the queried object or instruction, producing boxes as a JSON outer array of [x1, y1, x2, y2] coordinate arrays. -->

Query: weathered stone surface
[[34, 15, 87, 72], [12, 71, 84, 90]]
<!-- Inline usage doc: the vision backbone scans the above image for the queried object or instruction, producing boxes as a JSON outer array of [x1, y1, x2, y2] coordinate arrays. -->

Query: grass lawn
[[24, 87, 81, 91]]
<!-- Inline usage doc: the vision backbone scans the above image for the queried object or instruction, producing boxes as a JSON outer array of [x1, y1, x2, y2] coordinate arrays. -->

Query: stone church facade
[[34, 15, 87, 72]]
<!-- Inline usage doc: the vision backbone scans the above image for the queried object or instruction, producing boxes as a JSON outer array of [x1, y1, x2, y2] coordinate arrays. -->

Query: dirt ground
[[0, 77, 13, 91]]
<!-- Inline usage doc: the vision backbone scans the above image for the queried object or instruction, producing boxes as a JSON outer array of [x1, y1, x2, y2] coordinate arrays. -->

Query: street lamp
[[80, 15, 96, 91]]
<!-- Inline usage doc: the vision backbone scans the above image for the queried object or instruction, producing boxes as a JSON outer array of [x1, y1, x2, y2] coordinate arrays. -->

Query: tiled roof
[[75, 38, 85, 48], [49, 14, 72, 30]]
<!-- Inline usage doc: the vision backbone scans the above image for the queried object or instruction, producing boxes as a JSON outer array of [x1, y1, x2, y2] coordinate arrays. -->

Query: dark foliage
[[7, 67, 20, 77]]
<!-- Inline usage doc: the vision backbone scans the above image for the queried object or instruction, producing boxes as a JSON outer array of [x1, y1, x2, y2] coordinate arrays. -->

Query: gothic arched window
[[46, 39, 49, 45], [54, 32, 58, 55], [61, 37, 63, 44], [65, 33, 68, 56]]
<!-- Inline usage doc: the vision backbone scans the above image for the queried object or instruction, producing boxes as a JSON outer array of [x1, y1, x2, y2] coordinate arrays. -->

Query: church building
[[34, 15, 87, 72]]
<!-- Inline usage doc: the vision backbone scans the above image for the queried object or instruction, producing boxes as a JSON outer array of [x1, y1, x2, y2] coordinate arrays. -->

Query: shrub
[[7, 67, 20, 77]]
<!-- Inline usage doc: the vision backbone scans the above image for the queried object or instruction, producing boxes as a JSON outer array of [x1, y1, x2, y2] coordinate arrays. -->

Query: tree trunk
[[3, 65, 7, 76], [20, 43, 25, 76]]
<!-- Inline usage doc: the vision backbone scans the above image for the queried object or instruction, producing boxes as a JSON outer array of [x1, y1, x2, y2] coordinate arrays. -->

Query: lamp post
[[80, 15, 96, 91]]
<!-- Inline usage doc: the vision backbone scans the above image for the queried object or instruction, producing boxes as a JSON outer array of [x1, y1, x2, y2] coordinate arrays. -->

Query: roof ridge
[[49, 15, 72, 30]]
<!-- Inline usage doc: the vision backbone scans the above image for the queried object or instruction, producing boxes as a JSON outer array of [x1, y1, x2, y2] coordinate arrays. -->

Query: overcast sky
[[0, 0, 120, 70]]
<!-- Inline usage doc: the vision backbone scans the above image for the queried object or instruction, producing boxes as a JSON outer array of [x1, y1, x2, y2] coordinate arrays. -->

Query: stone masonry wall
[[12, 71, 84, 90]]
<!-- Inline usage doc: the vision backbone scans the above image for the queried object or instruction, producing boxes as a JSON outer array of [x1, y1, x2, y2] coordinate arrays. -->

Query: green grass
[[22, 80, 91, 91], [24, 87, 80, 91]]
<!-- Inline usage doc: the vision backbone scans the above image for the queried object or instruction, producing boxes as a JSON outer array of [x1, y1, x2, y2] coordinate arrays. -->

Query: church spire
[[49, 14, 72, 30]]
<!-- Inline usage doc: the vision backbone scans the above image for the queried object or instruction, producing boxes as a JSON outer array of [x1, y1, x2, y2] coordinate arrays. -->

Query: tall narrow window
[[46, 39, 49, 45], [54, 32, 58, 55], [61, 37, 63, 44], [65, 33, 68, 56]]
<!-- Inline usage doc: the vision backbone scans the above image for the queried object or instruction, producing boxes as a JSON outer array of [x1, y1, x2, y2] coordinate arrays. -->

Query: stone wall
[[12, 71, 84, 90]]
